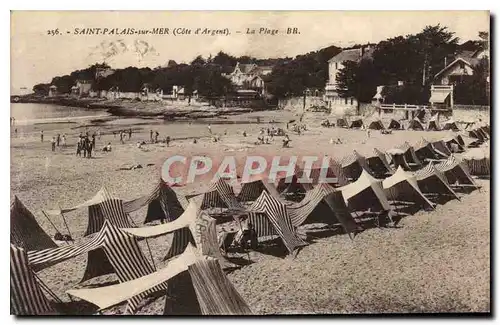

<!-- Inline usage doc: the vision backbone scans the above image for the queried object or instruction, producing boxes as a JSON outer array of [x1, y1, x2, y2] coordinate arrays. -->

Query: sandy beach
[[10, 109, 490, 314]]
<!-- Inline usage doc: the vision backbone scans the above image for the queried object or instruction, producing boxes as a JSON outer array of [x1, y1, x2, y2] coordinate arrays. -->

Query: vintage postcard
[[10, 11, 490, 316]]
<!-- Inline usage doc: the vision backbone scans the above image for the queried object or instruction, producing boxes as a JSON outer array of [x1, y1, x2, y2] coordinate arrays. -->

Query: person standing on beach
[[40, 130, 44, 142], [62, 134, 66, 147], [154, 131, 159, 143], [150, 130, 153, 142], [91, 134, 96, 149], [51, 137, 56, 152], [56, 134, 61, 147], [113, 131, 116, 138], [119, 131, 124, 144], [207, 124, 212, 134], [97, 129, 101, 140], [166, 136, 171, 147], [87, 139, 93, 158], [128, 128, 132, 140]]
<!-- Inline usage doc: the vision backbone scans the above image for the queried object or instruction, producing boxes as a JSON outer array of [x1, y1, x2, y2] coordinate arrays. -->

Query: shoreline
[[11, 95, 277, 121]]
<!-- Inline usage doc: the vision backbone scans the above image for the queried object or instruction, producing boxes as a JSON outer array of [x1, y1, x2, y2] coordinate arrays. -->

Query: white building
[[325, 46, 374, 115]]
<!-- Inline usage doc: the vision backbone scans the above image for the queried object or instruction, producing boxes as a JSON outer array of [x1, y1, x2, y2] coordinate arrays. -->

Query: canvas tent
[[386, 148, 412, 171], [121, 201, 232, 267], [414, 138, 439, 162], [247, 191, 308, 254], [339, 169, 391, 213], [413, 163, 459, 201], [349, 119, 364, 129], [200, 178, 244, 211], [455, 134, 465, 147], [434, 155, 478, 189], [336, 118, 348, 128], [339, 151, 374, 181], [407, 118, 425, 131], [382, 166, 434, 211], [329, 159, 350, 187], [26, 220, 167, 314], [11, 196, 57, 251], [442, 119, 460, 131], [396, 142, 422, 169], [388, 119, 401, 130], [45, 187, 133, 236], [285, 183, 359, 234], [123, 180, 187, 224], [431, 140, 452, 159], [67, 245, 252, 315], [237, 178, 280, 202], [462, 150, 490, 177], [366, 148, 394, 178], [367, 119, 385, 130], [11, 244, 56, 315], [426, 114, 440, 131], [443, 136, 464, 153]]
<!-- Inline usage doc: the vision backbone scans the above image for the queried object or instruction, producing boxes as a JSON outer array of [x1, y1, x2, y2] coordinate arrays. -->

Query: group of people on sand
[[112, 129, 133, 144], [76, 132, 96, 158]]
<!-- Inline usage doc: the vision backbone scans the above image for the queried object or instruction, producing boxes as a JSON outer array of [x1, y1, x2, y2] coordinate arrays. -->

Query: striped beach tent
[[339, 169, 391, 213], [386, 148, 412, 171], [336, 118, 348, 128], [349, 118, 364, 129], [407, 118, 424, 131], [443, 136, 465, 153], [11, 245, 56, 315], [339, 151, 374, 181], [462, 150, 490, 177], [328, 158, 350, 187], [285, 183, 360, 236], [382, 166, 434, 211], [67, 245, 252, 315], [27, 220, 167, 314], [11, 197, 57, 251], [123, 180, 187, 224], [434, 155, 478, 189], [200, 178, 244, 211], [414, 138, 439, 161], [431, 140, 452, 158], [44, 187, 133, 237], [388, 119, 401, 130], [396, 142, 422, 168], [247, 190, 308, 254], [426, 114, 441, 131], [237, 178, 280, 202], [275, 163, 308, 195], [414, 163, 459, 201], [121, 201, 231, 268], [366, 148, 395, 178], [367, 119, 385, 130], [442, 119, 460, 131]]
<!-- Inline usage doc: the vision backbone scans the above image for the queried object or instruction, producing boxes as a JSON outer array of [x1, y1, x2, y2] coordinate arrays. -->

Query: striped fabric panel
[[238, 180, 267, 202], [11, 245, 55, 315], [145, 184, 185, 224], [192, 213, 228, 265], [434, 155, 476, 186], [188, 258, 252, 315], [11, 197, 57, 252], [100, 223, 168, 314], [122, 183, 160, 213], [464, 157, 490, 176], [85, 198, 132, 236], [414, 164, 459, 199], [287, 183, 337, 227], [164, 228, 195, 261], [201, 179, 243, 210], [27, 231, 106, 271], [249, 192, 307, 254], [248, 212, 278, 237]]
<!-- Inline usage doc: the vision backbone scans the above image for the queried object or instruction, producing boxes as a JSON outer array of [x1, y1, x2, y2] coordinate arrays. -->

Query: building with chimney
[[223, 62, 273, 95]]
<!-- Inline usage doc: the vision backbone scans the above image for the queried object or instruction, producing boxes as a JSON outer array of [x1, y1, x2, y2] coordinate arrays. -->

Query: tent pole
[[33, 272, 62, 304], [128, 215, 156, 269], [41, 210, 61, 236], [60, 211, 73, 240]]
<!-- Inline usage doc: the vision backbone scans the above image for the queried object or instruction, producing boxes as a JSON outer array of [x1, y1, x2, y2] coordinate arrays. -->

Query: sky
[[10, 11, 489, 92]]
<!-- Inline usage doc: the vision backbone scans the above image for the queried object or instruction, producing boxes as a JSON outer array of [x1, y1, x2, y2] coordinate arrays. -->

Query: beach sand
[[10, 109, 490, 314]]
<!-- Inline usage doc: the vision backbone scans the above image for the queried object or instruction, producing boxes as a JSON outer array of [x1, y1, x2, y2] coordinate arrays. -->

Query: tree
[[191, 55, 206, 66], [32, 83, 50, 96], [336, 59, 378, 103]]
